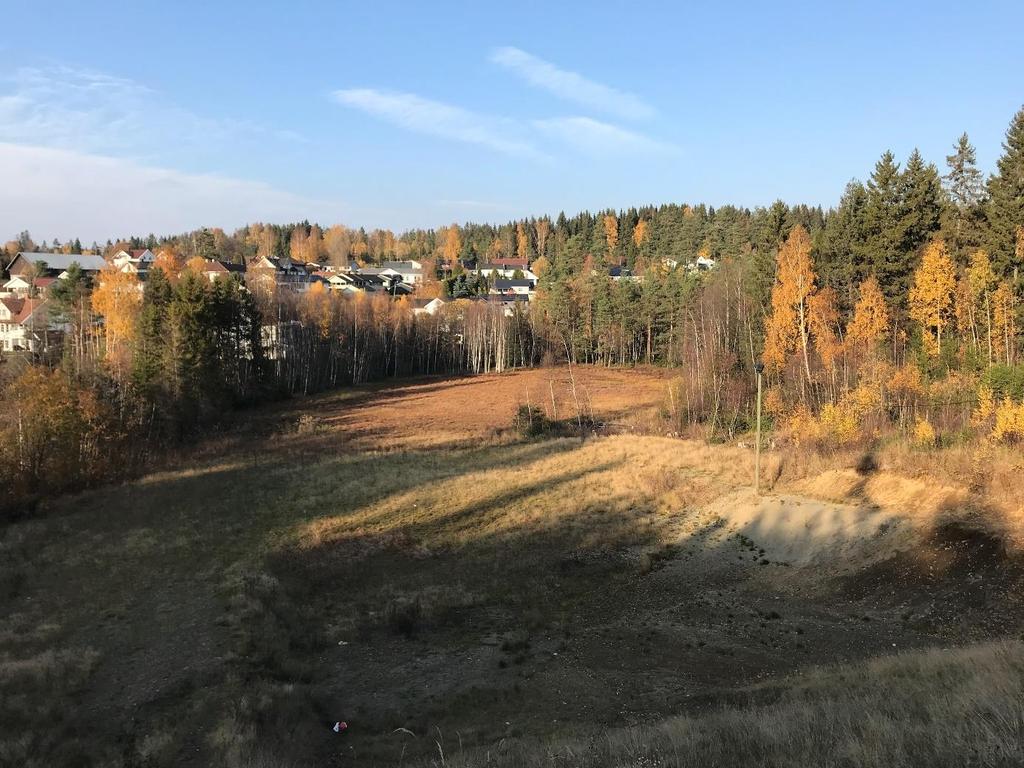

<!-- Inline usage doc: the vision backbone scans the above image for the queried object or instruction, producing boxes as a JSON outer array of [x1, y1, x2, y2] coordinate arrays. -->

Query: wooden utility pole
[[754, 362, 764, 495]]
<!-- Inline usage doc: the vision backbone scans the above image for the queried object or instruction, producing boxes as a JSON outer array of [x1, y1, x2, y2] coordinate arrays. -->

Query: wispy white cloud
[[491, 47, 655, 121], [0, 65, 305, 163], [533, 116, 679, 156], [332, 88, 546, 160], [0, 142, 342, 242]]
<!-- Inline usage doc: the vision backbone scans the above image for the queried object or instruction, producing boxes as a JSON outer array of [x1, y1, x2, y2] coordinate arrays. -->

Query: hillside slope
[[2, 368, 1022, 767]]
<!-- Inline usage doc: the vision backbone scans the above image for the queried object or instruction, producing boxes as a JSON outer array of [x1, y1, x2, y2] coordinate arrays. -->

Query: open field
[[2, 366, 1024, 767]]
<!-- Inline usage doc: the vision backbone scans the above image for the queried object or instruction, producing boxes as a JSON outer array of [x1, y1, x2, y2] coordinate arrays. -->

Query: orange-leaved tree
[[763, 225, 816, 387], [441, 224, 461, 265], [846, 274, 890, 355], [91, 266, 142, 377], [908, 239, 956, 356], [991, 280, 1017, 365]]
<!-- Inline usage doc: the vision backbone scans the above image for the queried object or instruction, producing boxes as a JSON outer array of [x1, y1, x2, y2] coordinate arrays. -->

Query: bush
[[514, 405, 553, 438]]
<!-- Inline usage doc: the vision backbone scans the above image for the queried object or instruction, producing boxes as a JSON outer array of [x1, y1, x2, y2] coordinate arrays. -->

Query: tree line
[[2, 105, 1024, 511]]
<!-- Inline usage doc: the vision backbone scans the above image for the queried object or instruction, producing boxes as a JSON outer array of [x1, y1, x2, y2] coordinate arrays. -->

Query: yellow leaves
[[808, 287, 841, 369], [818, 385, 882, 445], [603, 214, 618, 261], [632, 219, 649, 247], [441, 224, 462, 264], [784, 403, 822, 444], [152, 249, 183, 281], [888, 363, 924, 399], [762, 225, 816, 374], [912, 416, 936, 447], [516, 222, 530, 262], [990, 281, 1017, 364], [91, 266, 142, 373], [782, 385, 880, 446], [764, 386, 785, 417], [300, 281, 334, 339], [532, 256, 550, 278], [972, 384, 995, 426], [991, 396, 1024, 443], [846, 275, 889, 351], [908, 239, 956, 355]]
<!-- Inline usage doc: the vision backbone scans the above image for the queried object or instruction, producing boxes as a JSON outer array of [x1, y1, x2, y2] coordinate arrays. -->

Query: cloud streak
[[491, 46, 655, 121], [0, 65, 305, 164], [0, 142, 342, 242], [332, 88, 546, 160]]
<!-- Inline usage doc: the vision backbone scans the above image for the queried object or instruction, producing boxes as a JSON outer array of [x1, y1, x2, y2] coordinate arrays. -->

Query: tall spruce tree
[[817, 181, 869, 311], [856, 152, 909, 306], [900, 149, 945, 255], [985, 106, 1024, 277], [942, 133, 985, 260]]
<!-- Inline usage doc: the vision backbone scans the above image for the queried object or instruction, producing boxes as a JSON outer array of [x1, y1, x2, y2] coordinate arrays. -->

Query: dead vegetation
[[2, 367, 1024, 767]]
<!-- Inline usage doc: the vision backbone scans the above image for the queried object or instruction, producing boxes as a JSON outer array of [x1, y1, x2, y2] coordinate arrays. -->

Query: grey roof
[[381, 261, 423, 272], [14, 251, 108, 272], [493, 279, 534, 288]]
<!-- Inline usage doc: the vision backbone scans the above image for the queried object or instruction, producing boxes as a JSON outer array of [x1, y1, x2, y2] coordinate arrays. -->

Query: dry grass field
[[2, 366, 1024, 767]]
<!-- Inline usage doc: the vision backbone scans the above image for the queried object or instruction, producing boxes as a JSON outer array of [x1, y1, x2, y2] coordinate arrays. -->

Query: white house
[[111, 248, 156, 273], [1, 275, 32, 297], [378, 261, 425, 285], [490, 278, 534, 298], [0, 298, 59, 353], [687, 255, 716, 272], [411, 297, 446, 316]]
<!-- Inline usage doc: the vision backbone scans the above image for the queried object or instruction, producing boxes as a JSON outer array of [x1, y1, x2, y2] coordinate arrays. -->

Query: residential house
[[609, 266, 642, 282], [0, 297, 59, 353], [199, 259, 247, 284], [490, 278, 534, 299], [410, 297, 446, 316], [380, 260, 425, 284], [6, 251, 109, 279], [355, 267, 414, 294], [485, 293, 530, 316], [247, 256, 312, 293], [111, 248, 156, 274]]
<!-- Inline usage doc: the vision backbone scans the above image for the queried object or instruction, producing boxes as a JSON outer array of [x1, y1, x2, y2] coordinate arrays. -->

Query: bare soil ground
[[2, 366, 1023, 768]]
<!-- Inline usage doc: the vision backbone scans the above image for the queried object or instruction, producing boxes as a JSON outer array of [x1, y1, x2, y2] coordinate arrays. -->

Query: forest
[[1, 105, 1023, 513]]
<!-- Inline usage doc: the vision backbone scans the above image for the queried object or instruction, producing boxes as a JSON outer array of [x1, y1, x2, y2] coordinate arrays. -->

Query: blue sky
[[1, 0, 1022, 243]]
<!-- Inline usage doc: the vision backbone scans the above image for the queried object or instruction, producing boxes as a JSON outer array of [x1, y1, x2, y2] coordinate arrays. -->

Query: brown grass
[[3, 367, 1024, 767], [428, 640, 1024, 768]]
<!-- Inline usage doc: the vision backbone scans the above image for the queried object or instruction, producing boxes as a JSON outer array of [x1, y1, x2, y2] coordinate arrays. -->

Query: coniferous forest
[[2, 106, 1024, 511]]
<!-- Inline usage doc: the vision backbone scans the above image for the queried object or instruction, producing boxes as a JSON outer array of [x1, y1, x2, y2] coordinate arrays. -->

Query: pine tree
[[985, 106, 1024, 277]]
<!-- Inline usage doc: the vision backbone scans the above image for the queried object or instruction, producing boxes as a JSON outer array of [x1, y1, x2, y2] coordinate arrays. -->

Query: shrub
[[912, 416, 937, 447], [991, 397, 1024, 443], [514, 405, 553, 438]]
